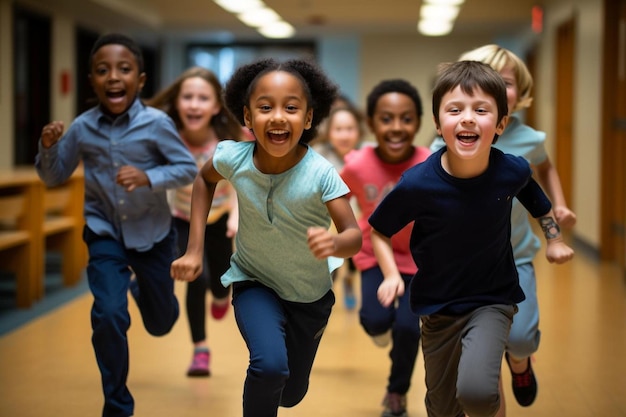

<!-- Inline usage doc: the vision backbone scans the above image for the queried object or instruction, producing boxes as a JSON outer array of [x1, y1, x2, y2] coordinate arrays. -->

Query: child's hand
[[41, 121, 64, 148], [226, 214, 238, 238], [377, 275, 404, 307], [116, 165, 150, 192], [171, 254, 203, 282], [307, 226, 336, 259], [554, 206, 577, 229], [545, 239, 574, 264]]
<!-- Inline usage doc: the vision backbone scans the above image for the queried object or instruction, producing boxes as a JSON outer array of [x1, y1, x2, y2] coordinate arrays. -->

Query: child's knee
[[456, 384, 499, 417], [506, 330, 540, 358]]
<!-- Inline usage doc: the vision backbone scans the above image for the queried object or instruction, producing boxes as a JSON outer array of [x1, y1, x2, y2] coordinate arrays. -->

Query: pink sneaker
[[187, 348, 210, 377], [211, 299, 230, 320]]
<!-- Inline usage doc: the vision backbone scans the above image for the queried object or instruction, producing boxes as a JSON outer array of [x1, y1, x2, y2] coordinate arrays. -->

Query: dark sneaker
[[505, 352, 537, 406], [187, 348, 210, 377], [381, 392, 408, 417]]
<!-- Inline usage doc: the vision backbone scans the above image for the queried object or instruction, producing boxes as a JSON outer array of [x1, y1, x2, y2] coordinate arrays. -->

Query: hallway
[[0, 249, 624, 416]]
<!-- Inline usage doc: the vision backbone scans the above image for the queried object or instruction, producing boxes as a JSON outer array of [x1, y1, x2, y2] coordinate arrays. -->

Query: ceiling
[[21, 0, 546, 42]]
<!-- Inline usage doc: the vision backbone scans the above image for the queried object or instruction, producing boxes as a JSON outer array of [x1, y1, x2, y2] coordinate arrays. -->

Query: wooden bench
[[0, 168, 86, 308], [0, 173, 43, 307], [42, 173, 86, 287]]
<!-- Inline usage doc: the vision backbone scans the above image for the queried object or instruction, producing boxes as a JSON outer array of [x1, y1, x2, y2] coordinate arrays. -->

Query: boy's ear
[[304, 108, 313, 129], [138, 72, 147, 92], [243, 106, 252, 128], [496, 115, 509, 135], [433, 115, 442, 136]]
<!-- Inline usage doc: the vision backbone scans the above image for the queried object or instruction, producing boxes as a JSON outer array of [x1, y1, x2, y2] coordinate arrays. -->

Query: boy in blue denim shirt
[[36, 33, 197, 417]]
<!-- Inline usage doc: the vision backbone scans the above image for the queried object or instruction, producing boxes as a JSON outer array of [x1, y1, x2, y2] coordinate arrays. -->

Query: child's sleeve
[[516, 177, 552, 218], [35, 124, 81, 187], [147, 116, 197, 191], [368, 176, 413, 238]]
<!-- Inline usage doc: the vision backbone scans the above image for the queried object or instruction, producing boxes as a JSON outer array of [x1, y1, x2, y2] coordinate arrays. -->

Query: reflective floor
[[1, 246, 624, 417]]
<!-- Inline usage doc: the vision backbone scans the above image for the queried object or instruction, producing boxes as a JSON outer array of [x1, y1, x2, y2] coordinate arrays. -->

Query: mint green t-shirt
[[213, 140, 349, 302], [430, 116, 546, 265]]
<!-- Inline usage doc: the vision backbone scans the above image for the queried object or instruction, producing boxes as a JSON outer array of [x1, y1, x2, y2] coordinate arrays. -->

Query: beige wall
[[0, 0, 603, 251], [535, 0, 602, 248], [360, 33, 492, 147], [0, 0, 13, 168]]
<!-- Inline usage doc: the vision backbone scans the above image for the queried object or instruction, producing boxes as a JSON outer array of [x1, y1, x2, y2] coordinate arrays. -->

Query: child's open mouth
[[457, 133, 478, 143], [268, 130, 289, 141]]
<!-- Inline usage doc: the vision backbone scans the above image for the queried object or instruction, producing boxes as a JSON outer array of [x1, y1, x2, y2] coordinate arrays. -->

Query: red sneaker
[[211, 299, 230, 320]]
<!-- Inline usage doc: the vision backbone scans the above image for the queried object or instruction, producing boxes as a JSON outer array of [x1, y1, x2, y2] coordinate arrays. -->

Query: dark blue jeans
[[232, 281, 335, 417], [359, 266, 421, 394], [83, 226, 179, 417]]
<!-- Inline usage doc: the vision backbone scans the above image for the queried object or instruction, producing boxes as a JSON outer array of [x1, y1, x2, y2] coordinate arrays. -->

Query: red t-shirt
[[340, 145, 430, 274]]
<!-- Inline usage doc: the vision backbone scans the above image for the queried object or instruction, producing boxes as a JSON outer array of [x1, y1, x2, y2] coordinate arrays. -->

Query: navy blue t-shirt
[[369, 147, 551, 316]]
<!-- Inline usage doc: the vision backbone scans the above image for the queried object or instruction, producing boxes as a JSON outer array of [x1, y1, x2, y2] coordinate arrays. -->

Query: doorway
[[13, 6, 51, 166], [600, 0, 626, 273]]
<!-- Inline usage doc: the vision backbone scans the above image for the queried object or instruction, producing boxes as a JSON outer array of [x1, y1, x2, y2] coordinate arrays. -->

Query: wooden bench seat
[[0, 167, 86, 308], [0, 185, 40, 307]]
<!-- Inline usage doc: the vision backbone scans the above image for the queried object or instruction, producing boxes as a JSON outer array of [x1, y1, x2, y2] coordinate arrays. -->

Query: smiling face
[[176, 76, 221, 138], [243, 71, 313, 170], [368, 92, 420, 164], [436, 84, 507, 175], [89, 44, 145, 117], [327, 109, 361, 158]]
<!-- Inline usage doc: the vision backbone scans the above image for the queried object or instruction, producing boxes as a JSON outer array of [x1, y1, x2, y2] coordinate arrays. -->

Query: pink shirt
[[171, 139, 232, 223], [341, 145, 430, 274]]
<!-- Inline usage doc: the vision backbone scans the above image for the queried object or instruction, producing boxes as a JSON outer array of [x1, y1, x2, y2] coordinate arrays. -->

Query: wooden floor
[[1, 249, 625, 417]]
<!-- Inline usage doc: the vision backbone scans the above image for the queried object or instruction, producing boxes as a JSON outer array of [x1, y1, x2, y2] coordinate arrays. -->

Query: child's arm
[[171, 158, 224, 282], [307, 196, 361, 259], [41, 121, 64, 148], [536, 210, 574, 264], [371, 229, 405, 307], [226, 186, 239, 238], [533, 158, 576, 228]]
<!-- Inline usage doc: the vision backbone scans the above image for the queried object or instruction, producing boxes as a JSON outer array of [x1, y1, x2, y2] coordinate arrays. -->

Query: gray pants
[[421, 304, 516, 417]]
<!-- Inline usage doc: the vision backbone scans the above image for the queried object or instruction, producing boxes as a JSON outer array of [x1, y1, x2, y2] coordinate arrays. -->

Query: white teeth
[[269, 130, 288, 135]]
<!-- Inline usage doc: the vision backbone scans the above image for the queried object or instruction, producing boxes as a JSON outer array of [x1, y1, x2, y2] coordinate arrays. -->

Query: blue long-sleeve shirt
[[36, 98, 197, 251]]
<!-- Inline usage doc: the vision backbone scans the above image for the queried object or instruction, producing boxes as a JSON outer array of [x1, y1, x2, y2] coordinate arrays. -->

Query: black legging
[[173, 215, 232, 343]]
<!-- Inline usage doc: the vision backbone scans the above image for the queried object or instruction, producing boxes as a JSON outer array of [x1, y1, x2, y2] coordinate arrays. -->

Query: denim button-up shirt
[[36, 98, 197, 251]]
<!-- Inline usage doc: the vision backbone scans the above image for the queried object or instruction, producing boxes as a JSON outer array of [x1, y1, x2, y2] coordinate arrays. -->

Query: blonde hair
[[459, 44, 533, 113]]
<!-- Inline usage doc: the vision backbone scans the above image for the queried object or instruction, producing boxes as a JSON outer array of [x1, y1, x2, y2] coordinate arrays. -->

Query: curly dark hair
[[224, 58, 338, 144], [365, 79, 423, 119]]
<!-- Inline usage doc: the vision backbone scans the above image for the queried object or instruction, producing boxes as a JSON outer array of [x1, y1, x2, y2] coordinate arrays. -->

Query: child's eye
[[476, 108, 487, 114], [259, 105, 271, 111], [95, 67, 108, 76], [120, 66, 132, 74], [286, 105, 298, 112]]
